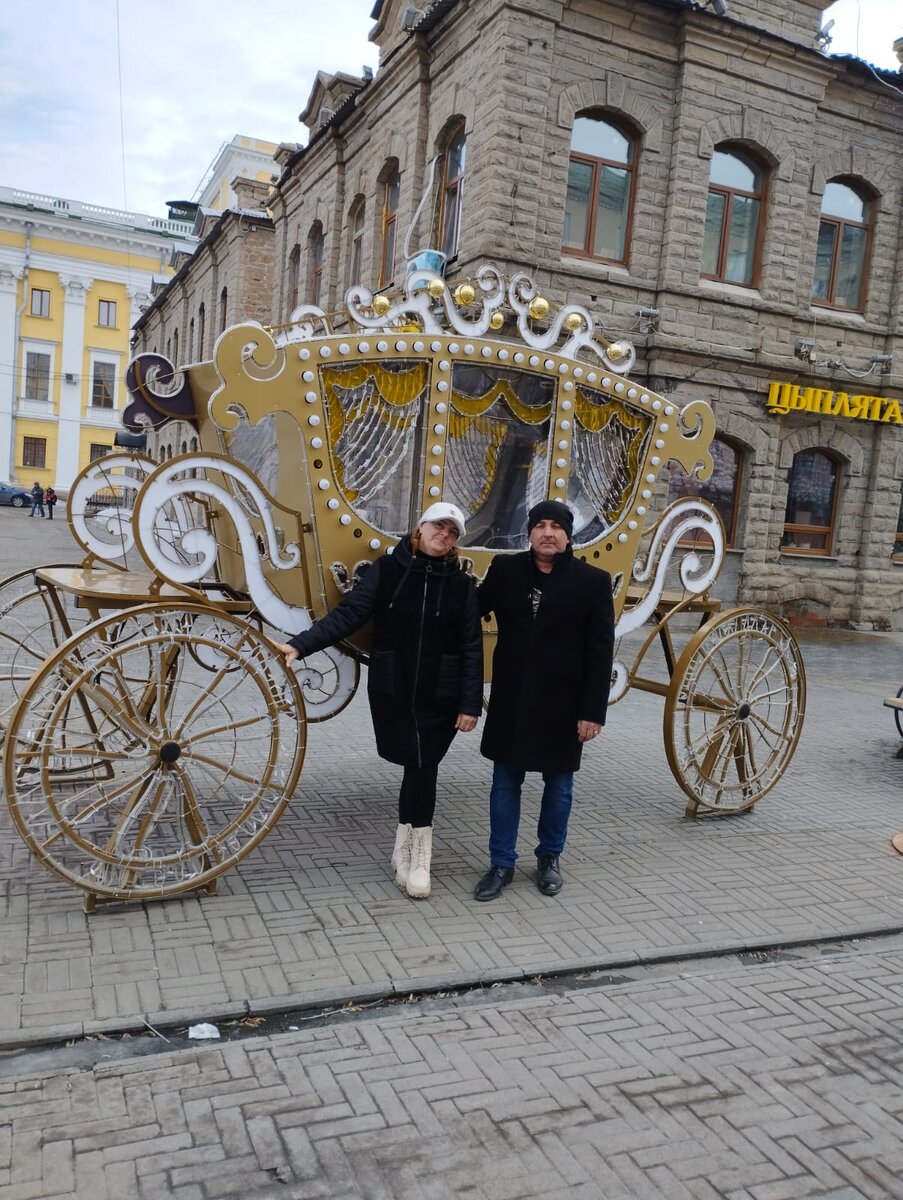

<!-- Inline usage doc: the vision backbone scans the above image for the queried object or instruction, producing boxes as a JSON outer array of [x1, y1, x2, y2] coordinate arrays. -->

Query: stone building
[[137, 0, 903, 627]]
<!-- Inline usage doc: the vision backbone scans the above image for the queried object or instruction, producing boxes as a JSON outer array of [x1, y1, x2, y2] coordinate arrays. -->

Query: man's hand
[[273, 642, 300, 669], [456, 714, 478, 732], [577, 720, 602, 743]]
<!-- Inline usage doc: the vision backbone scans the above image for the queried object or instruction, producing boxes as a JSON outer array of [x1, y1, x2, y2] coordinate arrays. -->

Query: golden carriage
[[0, 265, 806, 909]]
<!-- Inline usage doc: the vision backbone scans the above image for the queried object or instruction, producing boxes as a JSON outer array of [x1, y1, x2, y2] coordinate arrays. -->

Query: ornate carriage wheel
[[0, 565, 82, 738], [664, 607, 805, 816], [3, 603, 305, 902]]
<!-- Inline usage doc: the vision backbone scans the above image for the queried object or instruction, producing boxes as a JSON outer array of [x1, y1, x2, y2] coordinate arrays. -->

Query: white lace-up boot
[[406, 826, 433, 898], [391, 823, 413, 890]]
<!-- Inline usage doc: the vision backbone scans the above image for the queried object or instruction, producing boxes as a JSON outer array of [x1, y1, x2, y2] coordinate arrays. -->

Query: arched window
[[309, 225, 325, 305], [893, 484, 903, 562], [664, 436, 743, 547], [439, 124, 466, 259], [188, 317, 195, 361], [197, 303, 206, 358], [172, 327, 179, 365], [701, 147, 766, 286], [349, 200, 366, 285], [562, 113, 635, 264], [811, 179, 872, 311], [288, 245, 301, 312], [379, 167, 400, 286], [219, 287, 228, 333], [781, 449, 839, 556]]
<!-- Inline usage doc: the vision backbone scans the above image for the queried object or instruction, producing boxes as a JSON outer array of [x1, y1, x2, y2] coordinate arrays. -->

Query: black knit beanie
[[527, 500, 574, 540]]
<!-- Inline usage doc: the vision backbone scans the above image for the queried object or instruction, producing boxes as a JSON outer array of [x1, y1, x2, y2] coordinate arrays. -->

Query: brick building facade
[[134, 0, 903, 628]]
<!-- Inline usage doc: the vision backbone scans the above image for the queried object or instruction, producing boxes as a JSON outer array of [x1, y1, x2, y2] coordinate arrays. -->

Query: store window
[[439, 123, 466, 260], [379, 168, 400, 286], [893, 485, 903, 561], [24, 351, 51, 402], [309, 225, 325, 305], [811, 179, 872, 312], [664, 436, 743, 547], [349, 200, 365, 285], [781, 449, 839, 556], [92, 361, 116, 408], [98, 299, 117, 328], [701, 147, 766, 287], [562, 113, 635, 265], [23, 436, 46, 468], [30, 288, 50, 318]]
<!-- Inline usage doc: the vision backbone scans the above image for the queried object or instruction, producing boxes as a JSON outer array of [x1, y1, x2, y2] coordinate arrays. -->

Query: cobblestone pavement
[[1, 507, 902, 1050], [2, 937, 903, 1199]]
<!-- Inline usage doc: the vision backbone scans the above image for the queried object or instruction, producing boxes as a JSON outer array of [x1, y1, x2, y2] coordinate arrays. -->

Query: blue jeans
[[29, 499, 44, 517], [488, 761, 574, 868]]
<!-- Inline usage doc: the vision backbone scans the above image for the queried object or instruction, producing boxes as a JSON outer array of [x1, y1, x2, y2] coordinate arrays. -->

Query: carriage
[[0, 264, 806, 910]]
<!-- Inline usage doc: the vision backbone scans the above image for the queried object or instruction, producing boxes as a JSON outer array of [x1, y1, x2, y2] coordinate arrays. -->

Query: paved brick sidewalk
[[1, 508, 902, 1044], [3, 937, 903, 1199]]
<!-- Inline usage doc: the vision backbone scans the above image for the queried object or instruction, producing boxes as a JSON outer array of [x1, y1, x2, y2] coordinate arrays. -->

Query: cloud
[[0, 0, 379, 213]]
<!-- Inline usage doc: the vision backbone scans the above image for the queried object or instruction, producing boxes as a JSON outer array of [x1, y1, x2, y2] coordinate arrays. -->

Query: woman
[[275, 502, 482, 899]]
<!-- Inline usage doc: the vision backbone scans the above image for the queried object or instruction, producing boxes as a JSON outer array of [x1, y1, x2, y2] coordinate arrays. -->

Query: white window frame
[[87, 351, 122, 421], [18, 339, 55, 415]]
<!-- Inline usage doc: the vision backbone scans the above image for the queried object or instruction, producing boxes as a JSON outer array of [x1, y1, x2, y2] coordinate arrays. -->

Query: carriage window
[[701, 147, 765, 287], [664, 436, 742, 547], [562, 114, 635, 264], [444, 364, 554, 549], [320, 360, 427, 534], [893, 485, 903, 562], [781, 449, 839, 556], [812, 179, 872, 312], [568, 388, 653, 546]]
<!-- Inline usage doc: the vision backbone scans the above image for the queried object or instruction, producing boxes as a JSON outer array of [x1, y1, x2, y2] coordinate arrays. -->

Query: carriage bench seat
[[35, 567, 254, 620]]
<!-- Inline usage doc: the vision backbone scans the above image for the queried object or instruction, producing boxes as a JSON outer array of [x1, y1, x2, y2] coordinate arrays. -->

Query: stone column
[[57, 274, 92, 486], [0, 269, 21, 479]]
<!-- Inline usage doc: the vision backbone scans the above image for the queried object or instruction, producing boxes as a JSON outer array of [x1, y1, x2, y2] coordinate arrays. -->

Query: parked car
[[0, 483, 29, 508]]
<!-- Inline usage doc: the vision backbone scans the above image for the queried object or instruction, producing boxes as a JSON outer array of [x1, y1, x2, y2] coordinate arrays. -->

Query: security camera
[[709, 0, 728, 15]]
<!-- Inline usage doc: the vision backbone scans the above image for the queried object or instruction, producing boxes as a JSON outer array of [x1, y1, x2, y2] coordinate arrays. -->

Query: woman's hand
[[455, 713, 478, 733], [273, 642, 300, 669]]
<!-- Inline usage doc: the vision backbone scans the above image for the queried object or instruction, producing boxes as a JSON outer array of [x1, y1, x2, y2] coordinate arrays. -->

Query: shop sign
[[766, 381, 903, 425]]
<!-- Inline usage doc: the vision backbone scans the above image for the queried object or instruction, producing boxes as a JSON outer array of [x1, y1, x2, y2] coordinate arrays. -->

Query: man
[[474, 500, 615, 901], [28, 482, 44, 519]]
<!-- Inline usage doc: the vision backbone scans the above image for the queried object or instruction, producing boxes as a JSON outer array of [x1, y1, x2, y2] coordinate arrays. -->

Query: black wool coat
[[287, 536, 483, 768], [478, 547, 615, 774]]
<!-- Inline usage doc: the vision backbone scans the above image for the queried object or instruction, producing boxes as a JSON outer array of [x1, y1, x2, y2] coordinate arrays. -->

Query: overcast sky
[[1, 0, 900, 218]]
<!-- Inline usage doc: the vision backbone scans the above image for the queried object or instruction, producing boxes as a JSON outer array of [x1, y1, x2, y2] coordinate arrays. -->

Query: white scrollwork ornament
[[67, 453, 156, 564]]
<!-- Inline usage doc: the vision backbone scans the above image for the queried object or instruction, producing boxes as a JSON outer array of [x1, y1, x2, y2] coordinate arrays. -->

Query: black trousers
[[398, 762, 439, 827]]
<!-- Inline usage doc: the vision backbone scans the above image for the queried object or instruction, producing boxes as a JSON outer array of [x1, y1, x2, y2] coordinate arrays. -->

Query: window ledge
[[808, 305, 866, 325], [699, 279, 764, 306], [779, 551, 839, 563], [558, 257, 635, 284]]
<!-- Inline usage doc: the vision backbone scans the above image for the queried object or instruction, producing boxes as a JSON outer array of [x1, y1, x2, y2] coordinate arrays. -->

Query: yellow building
[[0, 186, 197, 488]]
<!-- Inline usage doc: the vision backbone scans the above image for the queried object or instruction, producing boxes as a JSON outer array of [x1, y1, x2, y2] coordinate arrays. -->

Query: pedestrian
[[274, 502, 482, 899], [28, 482, 44, 518], [474, 500, 615, 902], [44, 486, 57, 520]]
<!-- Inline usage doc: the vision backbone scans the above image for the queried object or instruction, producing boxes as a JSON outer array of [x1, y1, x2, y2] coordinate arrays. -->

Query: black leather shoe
[[536, 854, 562, 896], [474, 865, 514, 901]]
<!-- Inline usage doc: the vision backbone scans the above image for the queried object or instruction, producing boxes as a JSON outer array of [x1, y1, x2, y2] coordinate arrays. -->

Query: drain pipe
[[8, 220, 33, 480]]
